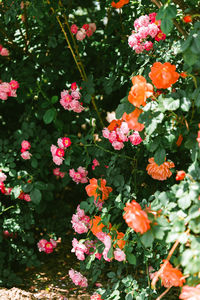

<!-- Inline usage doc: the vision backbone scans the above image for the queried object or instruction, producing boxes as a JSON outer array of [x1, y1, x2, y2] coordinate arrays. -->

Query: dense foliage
[[0, 0, 200, 299]]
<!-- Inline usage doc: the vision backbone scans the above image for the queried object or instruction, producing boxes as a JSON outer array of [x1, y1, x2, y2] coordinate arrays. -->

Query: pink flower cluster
[[92, 159, 100, 170], [53, 168, 66, 178], [69, 166, 88, 184], [102, 121, 129, 150], [60, 82, 84, 113], [68, 268, 88, 288], [96, 232, 112, 262], [51, 137, 71, 165], [128, 12, 166, 54], [72, 238, 102, 261], [71, 23, 96, 41], [21, 140, 32, 160], [0, 80, 19, 100], [0, 45, 9, 56], [37, 238, 57, 254], [103, 119, 143, 150], [71, 205, 91, 234]]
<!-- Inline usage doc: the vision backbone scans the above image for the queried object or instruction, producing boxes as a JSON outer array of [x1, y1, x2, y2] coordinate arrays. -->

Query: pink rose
[[21, 151, 31, 160], [76, 29, 86, 41], [71, 24, 78, 34], [114, 248, 126, 261]]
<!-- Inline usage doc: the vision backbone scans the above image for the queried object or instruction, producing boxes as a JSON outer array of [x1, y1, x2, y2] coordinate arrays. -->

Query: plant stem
[[156, 287, 171, 300], [0, 206, 14, 215]]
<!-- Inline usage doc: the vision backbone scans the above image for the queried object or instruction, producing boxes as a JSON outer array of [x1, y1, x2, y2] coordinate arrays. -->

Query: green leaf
[[116, 101, 134, 119], [140, 230, 154, 248], [80, 201, 89, 211], [30, 188, 42, 205], [43, 108, 56, 124], [22, 183, 33, 193], [51, 96, 58, 104], [126, 252, 136, 265], [166, 5, 177, 18], [31, 158, 38, 168], [11, 186, 21, 199], [154, 147, 166, 166], [178, 194, 191, 210], [161, 17, 173, 35], [163, 98, 180, 111], [107, 246, 113, 259]]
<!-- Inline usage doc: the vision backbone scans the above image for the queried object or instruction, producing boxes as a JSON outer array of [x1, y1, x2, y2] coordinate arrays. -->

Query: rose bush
[[0, 0, 200, 298]]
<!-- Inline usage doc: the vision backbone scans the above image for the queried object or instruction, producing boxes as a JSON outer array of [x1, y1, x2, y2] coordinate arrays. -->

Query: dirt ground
[[0, 233, 94, 300]]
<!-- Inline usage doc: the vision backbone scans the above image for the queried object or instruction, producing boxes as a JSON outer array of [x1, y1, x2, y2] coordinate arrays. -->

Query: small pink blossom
[[53, 155, 63, 166], [23, 194, 31, 202], [37, 239, 48, 252], [71, 24, 78, 34], [21, 151, 31, 160], [129, 131, 143, 145], [21, 140, 31, 150], [69, 167, 88, 184], [137, 15, 150, 27], [0, 172, 7, 183], [89, 23, 96, 32], [76, 29, 86, 41], [71, 205, 91, 234], [44, 242, 54, 254], [148, 23, 159, 38], [114, 248, 126, 261], [9, 80, 19, 90], [112, 141, 124, 150], [71, 238, 88, 261], [0, 47, 9, 56], [138, 26, 149, 39], [144, 41, 154, 51], [68, 269, 88, 288], [128, 35, 138, 48]]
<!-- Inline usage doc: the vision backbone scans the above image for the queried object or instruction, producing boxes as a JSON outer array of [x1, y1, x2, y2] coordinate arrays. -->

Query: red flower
[[123, 200, 151, 234], [183, 16, 192, 23], [56, 148, 65, 157], [149, 62, 180, 89], [176, 170, 186, 181], [159, 260, 185, 288]]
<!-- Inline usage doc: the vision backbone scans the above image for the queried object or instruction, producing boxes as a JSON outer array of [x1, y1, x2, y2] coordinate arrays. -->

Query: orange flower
[[90, 216, 105, 236], [180, 72, 187, 78], [128, 75, 153, 108], [146, 157, 175, 181], [85, 178, 112, 202], [176, 134, 183, 147], [149, 62, 180, 89], [107, 119, 122, 131], [111, 0, 129, 9], [113, 231, 126, 249], [123, 200, 151, 234], [159, 260, 185, 288], [122, 108, 144, 131], [179, 284, 200, 299], [183, 15, 192, 23]]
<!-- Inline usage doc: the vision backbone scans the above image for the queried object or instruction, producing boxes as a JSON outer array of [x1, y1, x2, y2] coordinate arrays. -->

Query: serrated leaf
[[161, 18, 173, 35], [163, 98, 180, 111], [140, 230, 154, 248], [154, 147, 166, 166]]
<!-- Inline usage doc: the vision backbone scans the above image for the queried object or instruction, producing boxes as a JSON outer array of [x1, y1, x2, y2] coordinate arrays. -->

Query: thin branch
[[156, 287, 172, 300]]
